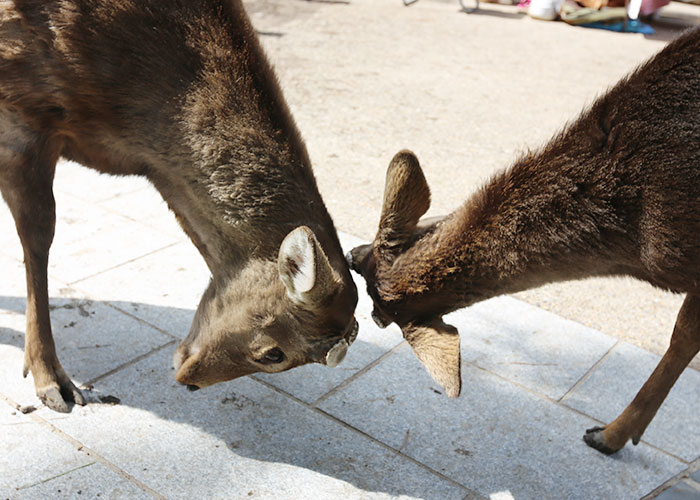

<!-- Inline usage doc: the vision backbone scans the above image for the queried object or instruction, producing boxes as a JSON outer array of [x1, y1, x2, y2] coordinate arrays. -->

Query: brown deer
[[348, 27, 700, 455], [0, 0, 358, 413]]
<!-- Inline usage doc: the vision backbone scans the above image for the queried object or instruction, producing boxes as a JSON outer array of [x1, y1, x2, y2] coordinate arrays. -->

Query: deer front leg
[[583, 293, 700, 454], [21, 242, 85, 413], [1, 138, 85, 412]]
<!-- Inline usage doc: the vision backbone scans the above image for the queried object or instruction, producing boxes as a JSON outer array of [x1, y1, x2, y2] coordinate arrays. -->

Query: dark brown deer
[[0, 0, 358, 413], [348, 27, 700, 455]]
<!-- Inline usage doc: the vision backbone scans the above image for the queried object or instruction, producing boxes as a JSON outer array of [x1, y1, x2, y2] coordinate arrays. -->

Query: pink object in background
[[640, 0, 669, 16]]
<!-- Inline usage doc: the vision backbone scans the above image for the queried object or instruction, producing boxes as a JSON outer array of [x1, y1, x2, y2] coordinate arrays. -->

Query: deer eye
[[256, 347, 285, 365]]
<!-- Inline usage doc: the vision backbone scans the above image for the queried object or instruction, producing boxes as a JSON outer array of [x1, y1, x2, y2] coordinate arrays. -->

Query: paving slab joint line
[[66, 241, 184, 286], [462, 491, 489, 500], [464, 355, 690, 463], [101, 300, 183, 341], [82, 339, 177, 387], [251, 376, 478, 497], [687, 478, 700, 491], [311, 340, 407, 407], [15, 462, 95, 491], [558, 339, 621, 404], [28, 410, 167, 499], [642, 477, 700, 499], [640, 457, 700, 499]]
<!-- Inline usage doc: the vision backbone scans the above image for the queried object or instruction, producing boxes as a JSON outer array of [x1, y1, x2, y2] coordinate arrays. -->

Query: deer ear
[[375, 150, 431, 260], [278, 226, 338, 306], [402, 319, 461, 398]]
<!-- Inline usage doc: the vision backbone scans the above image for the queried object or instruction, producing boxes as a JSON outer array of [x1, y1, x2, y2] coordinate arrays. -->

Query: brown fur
[[349, 27, 700, 454], [0, 0, 358, 412]]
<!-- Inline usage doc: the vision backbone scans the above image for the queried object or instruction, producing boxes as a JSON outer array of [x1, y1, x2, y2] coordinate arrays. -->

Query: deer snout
[[345, 250, 355, 269], [347, 243, 373, 275]]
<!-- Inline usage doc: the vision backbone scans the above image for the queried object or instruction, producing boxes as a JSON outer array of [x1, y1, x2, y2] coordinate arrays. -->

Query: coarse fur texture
[[349, 26, 700, 454], [0, 0, 358, 412]]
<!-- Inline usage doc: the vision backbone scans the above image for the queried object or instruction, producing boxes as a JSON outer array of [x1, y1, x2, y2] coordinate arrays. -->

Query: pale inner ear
[[402, 319, 462, 398], [278, 226, 317, 299]]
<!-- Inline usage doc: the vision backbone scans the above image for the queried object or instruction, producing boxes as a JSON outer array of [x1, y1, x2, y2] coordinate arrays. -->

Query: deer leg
[[583, 293, 700, 454], [0, 129, 84, 412]]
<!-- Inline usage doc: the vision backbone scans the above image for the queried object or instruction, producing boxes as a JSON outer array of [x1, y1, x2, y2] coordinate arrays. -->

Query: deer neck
[[146, 125, 346, 283], [145, 78, 339, 283], [384, 148, 639, 321]]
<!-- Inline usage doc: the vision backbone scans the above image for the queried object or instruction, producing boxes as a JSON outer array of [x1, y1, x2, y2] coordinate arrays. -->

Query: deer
[[0, 0, 358, 413], [348, 26, 700, 455]]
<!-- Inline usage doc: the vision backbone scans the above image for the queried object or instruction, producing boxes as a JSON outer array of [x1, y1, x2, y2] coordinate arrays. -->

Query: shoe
[[528, 0, 562, 20]]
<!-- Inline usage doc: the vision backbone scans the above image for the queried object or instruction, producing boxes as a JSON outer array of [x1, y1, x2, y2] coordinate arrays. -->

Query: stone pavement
[[2, 1, 700, 499]]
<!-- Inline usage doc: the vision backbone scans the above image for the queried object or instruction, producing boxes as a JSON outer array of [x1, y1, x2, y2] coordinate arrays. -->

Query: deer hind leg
[[0, 111, 84, 412], [584, 293, 700, 454]]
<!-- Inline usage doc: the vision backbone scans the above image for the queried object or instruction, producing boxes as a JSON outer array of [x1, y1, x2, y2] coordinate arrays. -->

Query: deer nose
[[345, 250, 355, 268]]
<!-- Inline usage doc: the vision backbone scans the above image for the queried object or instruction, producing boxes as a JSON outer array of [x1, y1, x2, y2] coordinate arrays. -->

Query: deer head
[[348, 150, 461, 397], [174, 226, 358, 390]]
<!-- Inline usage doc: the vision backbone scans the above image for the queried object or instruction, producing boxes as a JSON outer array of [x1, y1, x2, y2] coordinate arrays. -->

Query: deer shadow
[[0, 293, 463, 500], [1, 290, 691, 499]]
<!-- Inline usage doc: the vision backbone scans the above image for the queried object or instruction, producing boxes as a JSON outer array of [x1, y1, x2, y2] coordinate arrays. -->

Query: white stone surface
[[0, 253, 176, 407], [70, 242, 210, 340], [34, 349, 470, 500], [1, 2, 698, 499], [12, 462, 153, 500], [0, 400, 93, 497], [447, 295, 618, 400], [563, 341, 700, 462], [319, 344, 687, 500]]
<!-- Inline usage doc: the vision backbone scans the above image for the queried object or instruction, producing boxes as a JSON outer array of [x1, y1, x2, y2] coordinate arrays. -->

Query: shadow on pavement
[[0, 294, 459, 500]]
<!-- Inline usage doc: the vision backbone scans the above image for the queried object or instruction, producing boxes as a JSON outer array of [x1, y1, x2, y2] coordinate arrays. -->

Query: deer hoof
[[37, 379, 86, 413], [583, 426, 619, 455], [38, 386, 71, 413]]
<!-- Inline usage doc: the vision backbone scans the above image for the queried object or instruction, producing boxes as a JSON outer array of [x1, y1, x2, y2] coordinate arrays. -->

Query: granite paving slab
[[36, 348, 472, 500], [98, 185, 189, 241], [47, 192, 180, 285], [653, 481, 700, 500], [319, 343, 686, 500], [253, 317, 404, 405], [12, 462, 153, 500], [0, 296, 174, 408], [445, 295, 618, 400], [563, 341, 700, 463], [1, 253, 175, 407], [70, 242, 210, 340], [0, 400, 93, 498]]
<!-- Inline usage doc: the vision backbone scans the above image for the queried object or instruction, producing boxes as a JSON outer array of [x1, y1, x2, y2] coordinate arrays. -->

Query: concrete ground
[[2, 0, 700, 499]]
